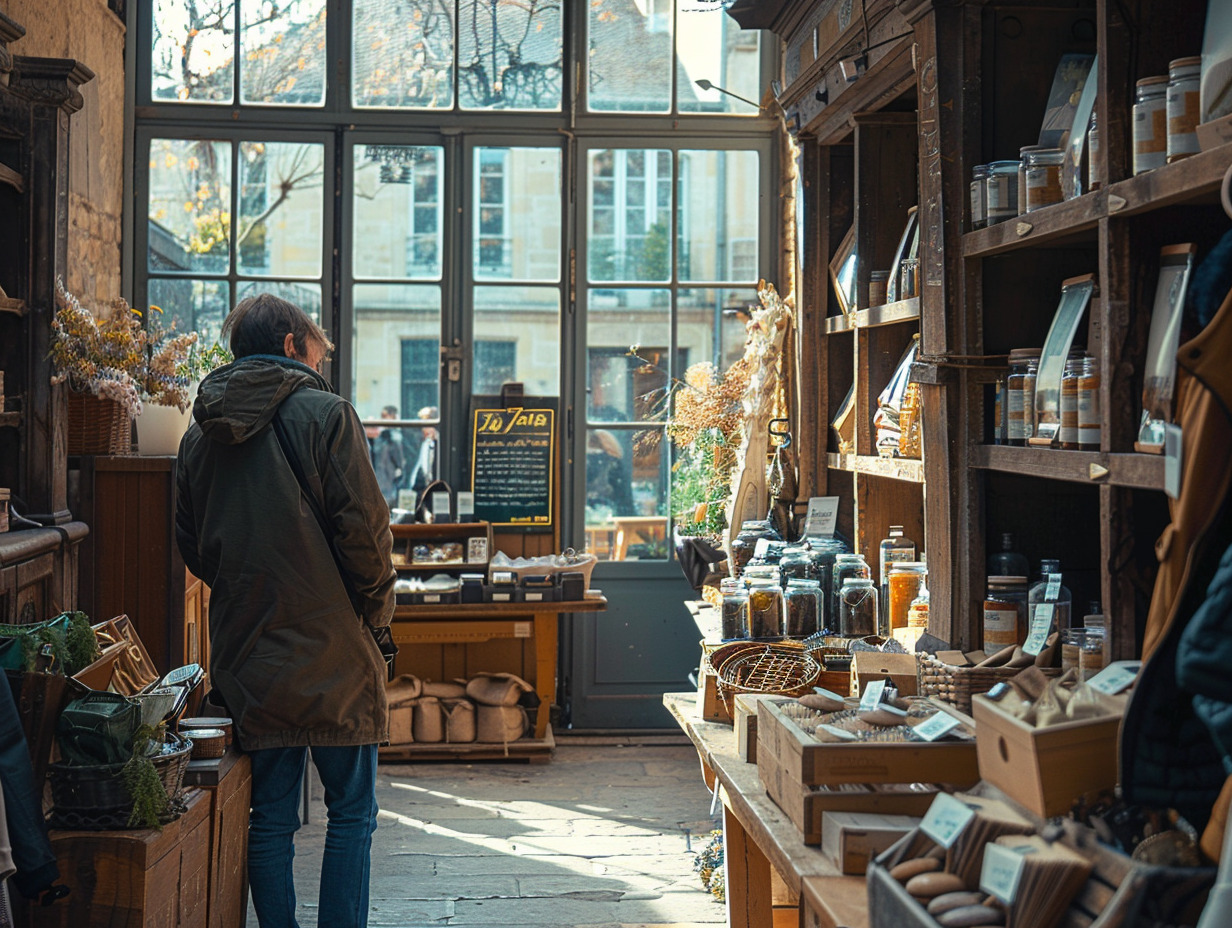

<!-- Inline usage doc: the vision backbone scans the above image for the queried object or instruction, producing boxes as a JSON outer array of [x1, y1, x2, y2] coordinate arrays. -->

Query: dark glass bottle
[[987, 532, 1029, 578]]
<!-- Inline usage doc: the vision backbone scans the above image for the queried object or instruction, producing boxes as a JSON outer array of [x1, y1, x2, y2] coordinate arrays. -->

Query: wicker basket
[[48, 731, 192, 830], [66, 390, 132, 455], [918, 654, 1060, 714], [715, 641, 821, 710], [181, 728, 227, 759]]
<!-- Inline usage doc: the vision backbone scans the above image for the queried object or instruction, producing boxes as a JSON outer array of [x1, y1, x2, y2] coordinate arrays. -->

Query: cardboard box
[[972, 692, 1123, 818], [697, 668, 732, 723], [850, 651, 919, 699], [388, 704, 414, 745], [757, 697, 979, 788], [821, 811, 920, 874]]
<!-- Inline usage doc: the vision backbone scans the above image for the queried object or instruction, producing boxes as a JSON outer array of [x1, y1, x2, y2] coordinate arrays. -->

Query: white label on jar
[[1167, 86, 1200, 157], [986, 175, 1015, 215], [1007, 389, 1025, 441], [1078, 385, 1100, 427], [1134, 101, 1168, 173], [984, 606, 1018, 647], [970, 180, 985, 225]]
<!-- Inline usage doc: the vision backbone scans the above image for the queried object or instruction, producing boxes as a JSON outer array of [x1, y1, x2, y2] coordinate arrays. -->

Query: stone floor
[[269, 737, 726, 928]]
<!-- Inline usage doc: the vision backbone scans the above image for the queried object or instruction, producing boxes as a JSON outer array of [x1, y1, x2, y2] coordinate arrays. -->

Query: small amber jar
[[1060, 357, 1083, 450], [1077, 356, 1101, 451], [1024, 148, 1065, 212], [887, 562, 926, 632]]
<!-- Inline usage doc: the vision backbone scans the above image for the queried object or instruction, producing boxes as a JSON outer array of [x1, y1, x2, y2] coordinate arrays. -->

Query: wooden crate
[[36, 788, 211, 928], [757, 697, 979, 789], [801, 874, 872, 928], [185, 749, 252, 928], [733, 693, 767, 762], [758, 739, 941, 844], [971, 693, 1122, 818]]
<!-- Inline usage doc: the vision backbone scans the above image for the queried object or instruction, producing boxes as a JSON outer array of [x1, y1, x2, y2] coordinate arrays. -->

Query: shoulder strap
[[270, 409, 360, 608]]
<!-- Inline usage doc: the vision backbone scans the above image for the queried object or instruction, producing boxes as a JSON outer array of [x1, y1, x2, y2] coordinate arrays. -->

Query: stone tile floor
[[269, 738, 725, 928]]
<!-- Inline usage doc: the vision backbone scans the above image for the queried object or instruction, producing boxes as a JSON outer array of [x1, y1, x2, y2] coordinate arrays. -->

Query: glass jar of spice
[[720, 578, 750, 640], [779, 545, 820, 584], [784, 578, 822, 638], [1080, 625, 1107, 680], [1006, 349, 1041, 445], [985, 161, 1019, 224], [1078, 356, 1101, 451], [1017, 145, 1047, 214], [730, 519, 780, 577], [887, 561, 927, 632], [747, 578, 784, 639], [1133, 75, 1169, 175], [831, 553, 871, 635], [839, 577, 878, 638], [1166, 57, 1202, 163], [970, 164, 990, 230], [1024, 148, 1065, 212], [1061, 356, 1084, 450], [983, 575, 1028, 649]]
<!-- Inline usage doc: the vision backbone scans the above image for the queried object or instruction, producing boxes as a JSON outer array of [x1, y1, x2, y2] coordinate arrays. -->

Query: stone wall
[[3, 0, 125, 304]]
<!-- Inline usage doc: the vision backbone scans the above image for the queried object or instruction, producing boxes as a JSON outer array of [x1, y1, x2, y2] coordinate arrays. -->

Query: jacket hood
[[193, 355, 330, 445]]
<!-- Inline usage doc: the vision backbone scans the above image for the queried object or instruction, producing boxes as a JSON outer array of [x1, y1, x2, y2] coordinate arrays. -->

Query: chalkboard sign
[[469, 405, 555, 529]]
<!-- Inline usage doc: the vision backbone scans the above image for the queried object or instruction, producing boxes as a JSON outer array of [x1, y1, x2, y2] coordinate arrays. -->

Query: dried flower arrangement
[[50, 280, 206, 416]]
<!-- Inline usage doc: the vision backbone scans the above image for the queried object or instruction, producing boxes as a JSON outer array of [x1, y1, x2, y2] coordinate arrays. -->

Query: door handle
[[441, 340, 464, 383]]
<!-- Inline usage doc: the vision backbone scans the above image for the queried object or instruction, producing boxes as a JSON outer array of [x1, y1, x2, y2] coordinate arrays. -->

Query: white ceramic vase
[[136, 397, 194, 456]]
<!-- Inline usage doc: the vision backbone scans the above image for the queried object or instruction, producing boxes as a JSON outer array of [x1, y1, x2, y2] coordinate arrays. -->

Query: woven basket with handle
[[66, 390, 132, 455]]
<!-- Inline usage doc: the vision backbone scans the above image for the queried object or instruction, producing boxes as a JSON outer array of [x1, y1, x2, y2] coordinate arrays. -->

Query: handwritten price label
[[920, 793, 976, 848], [913, 711, 961, 743], [1023, 603, 1054, 656], [860, 679, 887, 711]]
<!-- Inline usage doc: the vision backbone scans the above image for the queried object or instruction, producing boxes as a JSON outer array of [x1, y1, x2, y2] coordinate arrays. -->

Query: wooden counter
[[664, 691, 868, 928]]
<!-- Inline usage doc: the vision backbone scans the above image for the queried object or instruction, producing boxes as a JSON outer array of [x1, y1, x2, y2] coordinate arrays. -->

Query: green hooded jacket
[[175, 356, 395, 749]]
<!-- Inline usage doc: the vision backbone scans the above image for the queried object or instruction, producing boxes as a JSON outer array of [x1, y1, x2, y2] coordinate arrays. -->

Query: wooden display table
[[382, 596, 606, 760], [184, 748, 252, 928], [664, 691, 868, 928]]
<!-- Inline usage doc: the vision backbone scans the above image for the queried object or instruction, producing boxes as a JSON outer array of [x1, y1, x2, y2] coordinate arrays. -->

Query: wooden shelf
[[379, 725, 555, 764], [0, 295, 25, 315], [828, 453, 924, 484], [824, 298, 920, 334], [962, 141, 1232, 258], [0, 412, 20, 428], [392, 561, 486, 573], [392, 596, 605, 621], [0, 160, 22, 192], [970, 445, 1165, 491]]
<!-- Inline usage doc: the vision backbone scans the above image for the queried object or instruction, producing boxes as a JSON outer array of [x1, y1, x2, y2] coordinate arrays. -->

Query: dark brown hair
[[222, 292, 334, 360]]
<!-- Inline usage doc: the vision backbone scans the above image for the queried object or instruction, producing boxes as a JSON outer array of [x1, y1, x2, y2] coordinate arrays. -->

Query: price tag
[[980, 842, 1033, 905], [1165, 423, 1183, 500], [1023, 603, 1054, 656], [1086, 661, 1141, 695], [813, 686, 849, 703], [817, 724, 860, 741], [753, 538, 772, 559], [804, 496, 840, 539], [859, 679, 887, 711], [913, 711, 962, 743], [1045, 573, 1062, 602], [920, 793, 977, 848]]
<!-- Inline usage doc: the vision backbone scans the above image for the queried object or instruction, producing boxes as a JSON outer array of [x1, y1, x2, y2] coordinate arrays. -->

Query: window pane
[[238, 142, 325, 277], [353, 0, 454, 109], [240, 0, 327, 106], [675, 1, 761, 114], [152, 0, 234, 103], [587, 150, 671, 284], [147, 139, 232, 275], [588, 0, 672, 112], [587, 289, 670, 422], [678, 287, 757, 375], [585, 427, 668, 562], [677, 150, 760, 282], [148, 278, 230, 349], [354, 145, 444, 280], [473, 147, 561, 282], [353, 283, 442, 422], [237, 281, 323, 324], [472, 285, 559, 396], [457, 0, 562, 111]]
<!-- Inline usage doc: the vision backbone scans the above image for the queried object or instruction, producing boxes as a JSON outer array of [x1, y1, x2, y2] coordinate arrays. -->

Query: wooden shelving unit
[[828, 453, 924, 485], [824, 297, 921, 334]]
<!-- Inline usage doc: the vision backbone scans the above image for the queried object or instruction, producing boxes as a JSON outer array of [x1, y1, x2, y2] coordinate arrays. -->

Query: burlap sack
[[423, 680, 467, 700], [465, 672, 534, 707], [475, 704, 528, 743], [442, 698, 476, 743], [385, 674, 423, 708], [412, 695, 444, 743]]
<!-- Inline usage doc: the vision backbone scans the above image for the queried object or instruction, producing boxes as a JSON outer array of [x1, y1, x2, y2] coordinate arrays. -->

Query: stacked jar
[[1078, 356, 1101, 451], [970, 164, 990, 230], [729, 519, 781, 578], [1166, 57, 1202, 163], [831, 553, 871, 636], [1060, 355, 1085, 450], [985, 161, 1019, 224], [1016, 145, 1047, 214], [747, 577, 784, 638], [1024, 148, 1065, 212], [1006, 349, 1041, 445], [784, 579, 822, 638], [838, 577, 878, 638], [720, 577, 750, 640], [1133, 75, 1169, 175]]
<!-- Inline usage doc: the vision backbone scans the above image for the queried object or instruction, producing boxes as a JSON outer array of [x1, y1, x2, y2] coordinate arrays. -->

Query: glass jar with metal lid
[[1017, 145, 1047, 215], [747, 539, 788, 570], [887, 561, 927, 632], [1024, 149, 1065, 212], [747, 578, 784, 639], [742, 564, 781, 588], [970, 164, 990, 230], [984, 161, 1019, 224], [1006, 349, 1042, 445], [1060, 355, 1084, 449], [830, 553, 871, 635], [729, 519, 780, 577], [983, 575, 1028, 649], [838, 577, 878, 638], [780, 545, 821, 584], [1167, 57, 1202, 162], [784, 579, 822, 638], [720, 577, 750, 641], [1133, 75, 1169, 175]]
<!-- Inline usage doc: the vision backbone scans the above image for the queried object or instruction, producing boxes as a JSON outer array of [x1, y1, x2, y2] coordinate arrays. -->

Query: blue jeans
[[247, 744, 379, 928]]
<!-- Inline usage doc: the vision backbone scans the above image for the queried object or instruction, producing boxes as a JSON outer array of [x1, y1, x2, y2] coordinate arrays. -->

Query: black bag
[[673, 530, 727, 592], [270, 411, 399, 679]]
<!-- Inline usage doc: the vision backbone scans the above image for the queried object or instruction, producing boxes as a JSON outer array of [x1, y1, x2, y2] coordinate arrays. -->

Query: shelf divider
[[970, 444, 1164, 491]]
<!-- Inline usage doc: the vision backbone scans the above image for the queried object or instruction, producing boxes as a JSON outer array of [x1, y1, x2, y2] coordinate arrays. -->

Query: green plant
[[9, 611, 100, 674], [122, 723, 170, 829]]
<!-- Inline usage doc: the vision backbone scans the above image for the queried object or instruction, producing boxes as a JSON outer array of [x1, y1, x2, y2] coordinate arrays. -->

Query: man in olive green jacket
[[176, 293, 395, 928]]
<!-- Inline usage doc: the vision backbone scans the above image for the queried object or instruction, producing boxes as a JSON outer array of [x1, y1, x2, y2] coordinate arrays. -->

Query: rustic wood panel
[[853, 112, 919, 312], [856, 473, 925, 594]]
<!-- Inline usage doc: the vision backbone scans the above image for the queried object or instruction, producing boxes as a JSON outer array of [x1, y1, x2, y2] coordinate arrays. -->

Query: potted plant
[[132, 318, 231, 456]]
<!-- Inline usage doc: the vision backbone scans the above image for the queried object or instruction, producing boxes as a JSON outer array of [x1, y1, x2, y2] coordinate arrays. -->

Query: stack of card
[[984, 834, 1093, 928], [947, 794, 1036, 888]]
